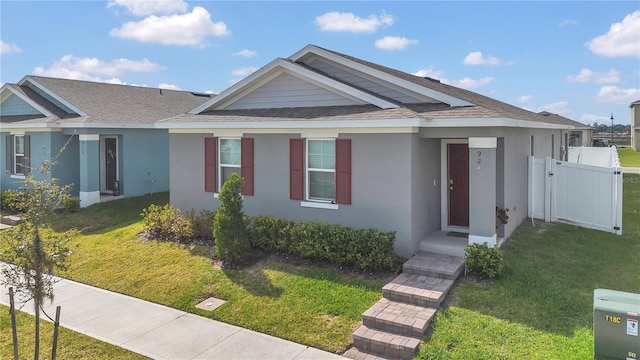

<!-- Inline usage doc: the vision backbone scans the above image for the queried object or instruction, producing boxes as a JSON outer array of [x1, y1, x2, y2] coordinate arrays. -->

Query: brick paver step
[[382, 273, 454, 308], [352, 325, 420, 360], [343, 347, 395, 360], [362, 298, 436, 337], [402, 251, 465, 280]]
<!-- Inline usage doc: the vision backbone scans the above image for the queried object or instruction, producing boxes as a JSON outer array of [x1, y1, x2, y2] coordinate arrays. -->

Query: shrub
[[465, 242, 504, 279], [214, 173, 250, 265], [187, 209, 215, 240], [141, 204, 193, 240], [62, 197, 81, 212], [1, 189, 25, 213], [247, 215, 398, 272]]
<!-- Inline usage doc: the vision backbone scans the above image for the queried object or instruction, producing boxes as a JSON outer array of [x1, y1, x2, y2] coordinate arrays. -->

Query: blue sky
[[1, 1, 638, 125]]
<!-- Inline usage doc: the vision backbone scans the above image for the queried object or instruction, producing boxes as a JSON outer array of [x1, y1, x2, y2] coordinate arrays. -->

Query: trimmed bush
[[214, 173, 250, 265], [465, 242, 504, 279], [187, 209, 215, 239], [141, 204, 193, 240], [63, 197, 81, 212], [248, 215, 398, 272], [0, 189, 25, 212]]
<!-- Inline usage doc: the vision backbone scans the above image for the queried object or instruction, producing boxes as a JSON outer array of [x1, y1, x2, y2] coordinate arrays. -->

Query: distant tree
[[0, 142, 77, 360], [213, 173, 250, 265]]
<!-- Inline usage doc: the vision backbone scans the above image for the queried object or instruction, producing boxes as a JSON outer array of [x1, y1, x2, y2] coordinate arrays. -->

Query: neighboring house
[[632, 100, 640, 151], [538, 111, 593, 150], [159, 44, 581, 259], [1, 76, 213, 207]]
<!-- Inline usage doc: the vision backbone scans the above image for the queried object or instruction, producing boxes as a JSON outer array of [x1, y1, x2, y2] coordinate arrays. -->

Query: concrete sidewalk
[[622, 167, 640, 174], [0, 271, 347, 360]]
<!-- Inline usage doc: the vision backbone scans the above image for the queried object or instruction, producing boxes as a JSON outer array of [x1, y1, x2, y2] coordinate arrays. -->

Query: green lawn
[[0, 305, 148, 360], [417, 173, 640, 359], [13, 193, 385, 354], [618, 147, 640, 167]]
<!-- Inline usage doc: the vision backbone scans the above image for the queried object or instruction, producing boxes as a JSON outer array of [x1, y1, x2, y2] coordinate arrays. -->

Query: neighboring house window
[[5, 134, 30, 176], [204, 137, 253, 195], [289, 138, 351, 205]]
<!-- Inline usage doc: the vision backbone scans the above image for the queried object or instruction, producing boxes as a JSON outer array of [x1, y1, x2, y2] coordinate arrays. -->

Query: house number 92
[[477, 151, 482, 165]]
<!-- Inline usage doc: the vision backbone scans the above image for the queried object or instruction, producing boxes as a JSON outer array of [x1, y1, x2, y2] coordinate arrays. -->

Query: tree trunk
[[34, 297, 40, 360]]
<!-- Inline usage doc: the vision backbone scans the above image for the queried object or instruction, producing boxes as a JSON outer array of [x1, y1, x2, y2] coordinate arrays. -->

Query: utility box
[[594, 289, 640, 360]]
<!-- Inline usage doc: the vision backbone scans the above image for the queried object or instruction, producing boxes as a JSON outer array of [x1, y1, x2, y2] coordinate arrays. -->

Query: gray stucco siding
[[169, 132, 419, 258]]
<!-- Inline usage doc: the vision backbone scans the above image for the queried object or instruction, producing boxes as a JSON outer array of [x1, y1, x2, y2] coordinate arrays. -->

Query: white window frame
[[305, 138, 336, 203], [217, 137, 241, 192], [13, 135, 25, 176]]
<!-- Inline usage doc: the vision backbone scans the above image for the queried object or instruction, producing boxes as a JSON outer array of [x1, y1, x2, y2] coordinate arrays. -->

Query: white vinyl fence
[[528, 156, 623, 235]]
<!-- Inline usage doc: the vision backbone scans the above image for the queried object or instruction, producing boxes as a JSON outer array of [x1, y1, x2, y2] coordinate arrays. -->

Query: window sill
[[213, 193, 245, 200], [301, 201, 339, 210], [10, 174, 26, 180]]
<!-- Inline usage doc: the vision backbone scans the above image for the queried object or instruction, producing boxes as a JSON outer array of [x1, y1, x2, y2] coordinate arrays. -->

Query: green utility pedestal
[[594, 289, 640, 360]]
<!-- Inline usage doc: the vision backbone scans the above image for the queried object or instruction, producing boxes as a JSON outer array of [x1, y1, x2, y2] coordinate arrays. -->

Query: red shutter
[[290, 138, 304, 200], [335, 139, 351, 205], [204, 137, 217, 192], [23, 135, 30, 175], [5, 135, 12, 173], [241, 138, 254, 195]]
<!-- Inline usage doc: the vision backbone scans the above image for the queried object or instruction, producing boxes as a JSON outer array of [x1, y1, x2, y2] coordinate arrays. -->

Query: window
[[5, 134, 30, 176], [290, 138, 351, 205], [219, 138, 241, 190], [204, 137, 253, 195], [307, 140, 335, 201]]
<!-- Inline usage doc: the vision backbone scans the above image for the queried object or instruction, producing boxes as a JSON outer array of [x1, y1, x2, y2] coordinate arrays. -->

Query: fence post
[[544, 157, 553, 222], [613, 167, 623, 235], [9, 287, 19, 360], [51, 306, 61, 360]]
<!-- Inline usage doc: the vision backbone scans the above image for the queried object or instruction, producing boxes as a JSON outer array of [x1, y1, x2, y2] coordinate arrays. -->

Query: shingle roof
[[2, 76, 213, 126]]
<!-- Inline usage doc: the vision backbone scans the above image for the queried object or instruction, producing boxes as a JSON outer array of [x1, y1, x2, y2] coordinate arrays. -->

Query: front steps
[[345, 252, 465, 360]]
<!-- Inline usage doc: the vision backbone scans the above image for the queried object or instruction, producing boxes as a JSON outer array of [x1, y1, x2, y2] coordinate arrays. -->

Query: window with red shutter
[[241, 138, 254, 195], [290, 138, 304, 200], [335, 139, 351, 204], [204, 137, 217, 192]]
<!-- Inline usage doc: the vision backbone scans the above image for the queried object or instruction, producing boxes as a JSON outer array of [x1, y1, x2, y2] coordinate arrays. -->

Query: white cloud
[[158, 83, 181, 90], [559, 19, 578, 27], [231, 67, 258, 77], [109, 7, 230, 46], [412, 67, 450, 84], [315, 11, 394, 33], [374, 36, 418, 50], [579, 113, 609, 123], [517, 95, 533, 103], [595, 85, 640, 104], [1, 40, 22, 55], [587, 10, 640, 58], [107, 0, 188, 16], [32, 54, 164, 84], [205, 90, 215, 94], [538, 101, 570, 115], [566, 68, 620, 84], [232, 49, 257, 57], [462, 51, 502, 66], [452, 76, 494, 89]]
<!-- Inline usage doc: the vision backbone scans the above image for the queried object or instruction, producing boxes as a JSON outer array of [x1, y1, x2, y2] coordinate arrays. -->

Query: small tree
[[1, 145, 76, 360], [213, 173, 250, 265]]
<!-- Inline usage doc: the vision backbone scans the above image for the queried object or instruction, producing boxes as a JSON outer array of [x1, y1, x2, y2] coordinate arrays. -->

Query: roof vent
[[423, 77, 441, 83]]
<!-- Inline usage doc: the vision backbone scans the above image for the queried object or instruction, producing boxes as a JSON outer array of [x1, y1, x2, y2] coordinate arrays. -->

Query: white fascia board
[[1, 85, 55, 117], [0, 123, 61, 130], [289, 45, 473, 107], [425, 117, 573, 129], [19, 76, 87, 116], [158, 117, 425, 130], [189, 59, 398, 113]]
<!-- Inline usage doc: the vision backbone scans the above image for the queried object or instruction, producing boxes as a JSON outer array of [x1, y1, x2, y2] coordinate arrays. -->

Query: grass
[[618, 147, 640, 167], [2, 192, 386, 354], [417, 173, 640, 359], [0, 305, 148, 360]]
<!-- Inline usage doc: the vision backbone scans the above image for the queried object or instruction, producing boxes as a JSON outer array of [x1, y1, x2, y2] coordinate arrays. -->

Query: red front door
[[448, 143, 469, 227]]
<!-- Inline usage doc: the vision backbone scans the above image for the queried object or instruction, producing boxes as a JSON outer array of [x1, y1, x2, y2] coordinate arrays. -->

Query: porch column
[[468, 137, 497, 247], [79, 134, 100, 207]]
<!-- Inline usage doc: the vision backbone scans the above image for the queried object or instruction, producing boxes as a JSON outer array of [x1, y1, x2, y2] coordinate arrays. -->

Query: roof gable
[[0, 84, 54, 117], [190, 58, 399, 114]]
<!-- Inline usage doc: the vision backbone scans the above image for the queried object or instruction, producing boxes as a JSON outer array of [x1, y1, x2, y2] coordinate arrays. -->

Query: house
[[1, 76, 212, 207], [538, 111, 593, 149], [159, 44, 580, 259], [632, 100, 640, 151]]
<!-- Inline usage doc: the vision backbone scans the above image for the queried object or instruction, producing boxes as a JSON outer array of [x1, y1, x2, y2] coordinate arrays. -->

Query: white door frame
[[440, 138, 469, 233]]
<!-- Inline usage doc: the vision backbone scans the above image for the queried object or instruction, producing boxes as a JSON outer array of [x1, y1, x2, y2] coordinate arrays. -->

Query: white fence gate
[[528, 156, 623, 235]]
